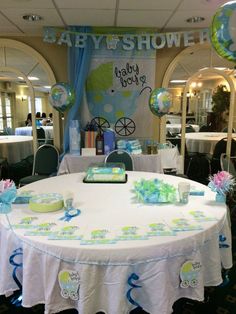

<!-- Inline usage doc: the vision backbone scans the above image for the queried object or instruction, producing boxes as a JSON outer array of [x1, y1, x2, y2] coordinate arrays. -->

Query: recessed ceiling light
[[186, 16, 205, 23], [22, 14, 43, 22], [43, 86, 51, 89]]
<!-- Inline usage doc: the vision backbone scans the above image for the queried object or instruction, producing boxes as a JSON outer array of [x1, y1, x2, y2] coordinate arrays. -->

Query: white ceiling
[[0, 0, 234, 92], [0, 0, 231, 35]]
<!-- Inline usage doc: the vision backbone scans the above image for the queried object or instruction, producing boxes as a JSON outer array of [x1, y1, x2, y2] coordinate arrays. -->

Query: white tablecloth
[[15, 126, 54, 140], [167, 124, 200, 134], [0, 172, 232, 314], [58, 148, 183, 175], [0, 135, 33, 163], [185, 132, 236, 154]]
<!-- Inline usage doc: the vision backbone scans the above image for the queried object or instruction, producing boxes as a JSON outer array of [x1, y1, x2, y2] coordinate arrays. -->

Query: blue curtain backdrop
[[63, 26, 92, 154]]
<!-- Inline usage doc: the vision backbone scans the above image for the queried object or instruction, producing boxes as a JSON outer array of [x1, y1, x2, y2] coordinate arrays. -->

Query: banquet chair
[[221, 127, 236, 133], [36, 127, 46, 146], [3, 127, 14, 135], [220, 153, 236, 176], [211, 138, 236, 174], [0, 157, 8, 180], [185, 153, 211, 185], [185, 125, 196, 133], [180, 125, 195, 133], [199, 124, 212, 132], [18, 144, 59, 187], [105, 149, 134, 170]]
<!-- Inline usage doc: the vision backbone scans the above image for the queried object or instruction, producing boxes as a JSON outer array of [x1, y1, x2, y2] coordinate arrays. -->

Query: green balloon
[[49, 83, 75, 113], [149, 88, 172, 117], [211, 1, 236, 62]]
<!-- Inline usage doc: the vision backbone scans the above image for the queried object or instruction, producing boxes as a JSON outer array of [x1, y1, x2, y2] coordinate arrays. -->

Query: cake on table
[[29, 193, 64, 213], [84, 163, 126, 182]]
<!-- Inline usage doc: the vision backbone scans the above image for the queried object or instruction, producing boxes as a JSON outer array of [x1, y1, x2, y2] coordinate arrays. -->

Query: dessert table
[[0, 135, 33, 163], [0, 172, 232, 314], [166, 124, 199, 134], [15, 126, 53, 141], [58, 147, 183, 175], [185, 132, 236, 154]]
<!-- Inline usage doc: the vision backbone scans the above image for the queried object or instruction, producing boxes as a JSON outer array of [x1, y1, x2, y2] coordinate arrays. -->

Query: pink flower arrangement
[[0, 179, 14, 193], [208, 171, 235, 195], [0, 179, 16, 213]]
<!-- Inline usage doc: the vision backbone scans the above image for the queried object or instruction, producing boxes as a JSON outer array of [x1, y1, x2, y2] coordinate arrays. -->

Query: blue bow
[[59, 209, 81, 222]]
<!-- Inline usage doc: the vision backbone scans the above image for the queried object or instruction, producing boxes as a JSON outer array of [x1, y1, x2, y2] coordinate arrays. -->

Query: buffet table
[[0, 172, 232, 314], [58, 147, 183, 175], [0, 135, 33, 163], [15, 126, 53, 141], [185, 132, 236, 154]]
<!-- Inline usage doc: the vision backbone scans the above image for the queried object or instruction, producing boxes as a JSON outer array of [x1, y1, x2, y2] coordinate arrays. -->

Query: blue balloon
[[49, 83, 75, 113], [149, 88, 172, 117], [211, 1, 236, 62]]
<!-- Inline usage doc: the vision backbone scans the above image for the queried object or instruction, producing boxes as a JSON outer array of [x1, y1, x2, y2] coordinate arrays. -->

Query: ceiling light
[[18, 76, 39, 81], [170, 80, 187, 83], [214, 67, 227, 71], [22, 14, 43, 22], [186, 16, 205, 23], [28, 76, 39, 80]]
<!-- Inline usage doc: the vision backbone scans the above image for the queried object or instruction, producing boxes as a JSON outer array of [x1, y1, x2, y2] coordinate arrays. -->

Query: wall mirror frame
[[181, 69, 236, 164], [0, 38, 59, 154], [160, 42, 236, 173]]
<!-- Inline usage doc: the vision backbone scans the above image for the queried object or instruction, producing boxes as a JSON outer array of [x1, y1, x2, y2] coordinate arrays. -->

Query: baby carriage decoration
[[115, 117, 136, 136], [90, 116, 136, 137], [58, 270, 80, 300], [90, 116, 110, 132], [180, 261, 201, 288]]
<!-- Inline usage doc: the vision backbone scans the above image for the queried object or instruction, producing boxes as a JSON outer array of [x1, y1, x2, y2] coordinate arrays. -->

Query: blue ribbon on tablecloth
[[126, 273, 142, 309], [9, 248, 23, 290], [59, 209, 81, 222], [9, 247, 23, 306], [219, 234, 230, 248]]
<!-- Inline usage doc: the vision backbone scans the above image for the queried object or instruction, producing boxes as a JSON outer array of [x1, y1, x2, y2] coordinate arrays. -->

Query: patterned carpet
[[1, 212, 236, 314]]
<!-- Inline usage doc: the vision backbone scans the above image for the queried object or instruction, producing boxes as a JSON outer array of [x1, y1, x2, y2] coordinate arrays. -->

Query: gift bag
[[84, 131, 97, 148]]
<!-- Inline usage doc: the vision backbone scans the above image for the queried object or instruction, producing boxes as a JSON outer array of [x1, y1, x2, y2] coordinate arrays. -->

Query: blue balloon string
[[9, 248, 23, 291], [126, 273, 142, 308]]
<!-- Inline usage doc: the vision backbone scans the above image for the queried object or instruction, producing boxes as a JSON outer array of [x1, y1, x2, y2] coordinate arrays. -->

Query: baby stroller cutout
[[58, 270, 80, 300], [91, 116, 136, 137], [180, 261, 202, 289]]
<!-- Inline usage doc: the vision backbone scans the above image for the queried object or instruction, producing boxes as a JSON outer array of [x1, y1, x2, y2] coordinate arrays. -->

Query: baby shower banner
[[43, 27, 210, 51]]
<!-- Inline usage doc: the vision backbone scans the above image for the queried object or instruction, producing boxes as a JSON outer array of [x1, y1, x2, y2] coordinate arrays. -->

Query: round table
[[185, 132, 236, 154], [166, 124, 200, 134], [0, 172, 232, 314], [0, 135, 33, 163], [15, 126, 54, 140]]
